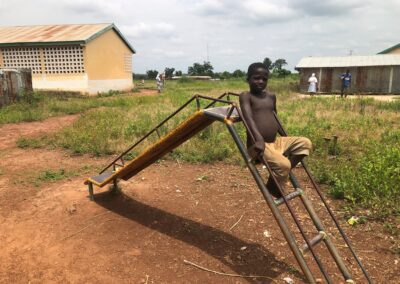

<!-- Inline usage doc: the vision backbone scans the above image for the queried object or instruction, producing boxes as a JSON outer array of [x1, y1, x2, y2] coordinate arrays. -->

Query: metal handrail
[[235, 106, 333, 283], [100, 94, 236, 174], [272, 112, 373, 284]]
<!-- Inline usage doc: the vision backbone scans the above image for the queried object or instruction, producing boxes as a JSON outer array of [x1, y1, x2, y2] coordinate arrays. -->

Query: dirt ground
[[0, 107, 399, 283]]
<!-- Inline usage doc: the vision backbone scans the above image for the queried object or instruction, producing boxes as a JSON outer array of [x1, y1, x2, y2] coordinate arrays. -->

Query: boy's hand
[[248, 141, 265, 160], [254, 141, 265, 152]]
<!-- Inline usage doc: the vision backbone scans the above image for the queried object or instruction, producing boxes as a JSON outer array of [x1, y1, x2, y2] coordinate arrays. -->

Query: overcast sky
[[0, 0, 399, 73]]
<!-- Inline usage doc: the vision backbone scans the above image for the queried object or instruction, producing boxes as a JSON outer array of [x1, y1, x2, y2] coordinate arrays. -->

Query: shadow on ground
[[94, 190, 305, 283]]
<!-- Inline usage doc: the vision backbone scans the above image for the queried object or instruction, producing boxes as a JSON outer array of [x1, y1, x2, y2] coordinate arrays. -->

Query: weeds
[[16, 137, 43, 148], [5, 78, 399, 218], [38, 168, 68, 182]]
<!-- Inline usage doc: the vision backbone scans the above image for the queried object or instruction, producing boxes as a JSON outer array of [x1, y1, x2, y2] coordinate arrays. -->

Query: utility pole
[[206, 43, 209, 62]]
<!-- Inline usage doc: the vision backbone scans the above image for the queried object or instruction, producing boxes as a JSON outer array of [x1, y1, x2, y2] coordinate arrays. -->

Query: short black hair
[[247, 62, 268, 81]]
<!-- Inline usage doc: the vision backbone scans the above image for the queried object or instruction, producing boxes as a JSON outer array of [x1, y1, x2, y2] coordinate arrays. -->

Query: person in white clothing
[[156, 72, 164, 93], [307, 73, 318, 96]]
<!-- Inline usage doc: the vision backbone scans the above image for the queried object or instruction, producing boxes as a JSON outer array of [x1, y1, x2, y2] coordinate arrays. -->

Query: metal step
[[300, 231, 327, 254], [274, 188, 303, 206]]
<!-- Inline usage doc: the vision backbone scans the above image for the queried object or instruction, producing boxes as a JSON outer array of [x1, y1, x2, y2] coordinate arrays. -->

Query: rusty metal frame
[[273, 112, 373, 284], [99, 94, 235, 175], [92, 91, 372, 283]]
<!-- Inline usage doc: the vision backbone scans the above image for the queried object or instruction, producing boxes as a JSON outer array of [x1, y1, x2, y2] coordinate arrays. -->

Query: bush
[[329, 144, 400, 216]]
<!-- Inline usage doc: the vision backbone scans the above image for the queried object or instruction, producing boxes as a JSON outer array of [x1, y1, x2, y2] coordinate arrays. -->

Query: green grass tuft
[[4, 78, 399, 218]]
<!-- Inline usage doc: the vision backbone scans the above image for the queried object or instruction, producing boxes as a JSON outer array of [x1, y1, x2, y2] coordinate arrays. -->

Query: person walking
[[308, 73, 318, 96]]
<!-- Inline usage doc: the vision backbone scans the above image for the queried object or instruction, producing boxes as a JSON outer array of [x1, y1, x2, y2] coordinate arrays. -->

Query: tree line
[[134, 57, 291, 80]]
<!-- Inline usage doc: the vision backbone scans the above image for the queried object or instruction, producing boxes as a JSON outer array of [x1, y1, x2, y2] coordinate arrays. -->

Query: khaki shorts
[[263, 136, 312, 183]]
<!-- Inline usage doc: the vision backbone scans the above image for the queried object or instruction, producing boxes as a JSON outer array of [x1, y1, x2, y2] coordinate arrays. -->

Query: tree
[[272, 58, 288, 71], [146, 70, 158, 79], [276, 68, 291, 78], [232, 69, 245, 78], [187, 61, 214, 76], [132, 73, 147, 80], [221, 71, 232, 79], [263, 57, 273, 71], [175, 70, 183, 76], [271, 58, 290, 78], [164, 67, 175, 79]]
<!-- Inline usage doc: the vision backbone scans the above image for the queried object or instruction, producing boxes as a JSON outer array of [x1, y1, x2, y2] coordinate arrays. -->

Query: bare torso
[[239, 91, 280, 145]]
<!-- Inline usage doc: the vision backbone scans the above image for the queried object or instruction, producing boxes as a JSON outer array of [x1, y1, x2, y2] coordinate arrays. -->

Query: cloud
[[0, 0, 399, 73], [152, 48, 186, 58], [290, 0, 366, 16], [242, 0, 296, 22], [192, 0, 228, 15], [60, 0, 127, 18], [215, 48, 245, 56], [190, 0, 295, 23], [120, 22, 176, 39], [189, 0, 368, 25]]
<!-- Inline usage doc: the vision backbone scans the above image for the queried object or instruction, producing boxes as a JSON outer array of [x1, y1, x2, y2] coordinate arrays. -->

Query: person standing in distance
[[308, 73, 318, 96], [340, 69, 352, 98]]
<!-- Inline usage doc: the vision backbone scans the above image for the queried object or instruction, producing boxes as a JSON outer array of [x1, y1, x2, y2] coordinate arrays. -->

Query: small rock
[[66, 202, 77, 214], [240, 246, 247, 251], [127, 248, 142, 257], [283, 276, 294, 284], [263, 230, 271, 238]]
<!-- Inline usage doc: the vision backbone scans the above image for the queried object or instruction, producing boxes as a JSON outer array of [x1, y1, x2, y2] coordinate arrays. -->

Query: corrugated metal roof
[[296, 55, 400, 69], [0, 23, 135, 53]]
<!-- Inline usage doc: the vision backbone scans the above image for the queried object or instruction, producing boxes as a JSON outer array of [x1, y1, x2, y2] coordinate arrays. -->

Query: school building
[[295, 55, 400, 94], [0, 23, 135, 94], [378, 43, 400, 54]]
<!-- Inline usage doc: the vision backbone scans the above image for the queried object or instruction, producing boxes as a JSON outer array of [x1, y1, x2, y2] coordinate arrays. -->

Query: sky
[[0, 0, 399, 74]]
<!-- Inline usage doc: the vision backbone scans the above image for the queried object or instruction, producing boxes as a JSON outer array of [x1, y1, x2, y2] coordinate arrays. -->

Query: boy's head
[[247, 62, 269, 94]]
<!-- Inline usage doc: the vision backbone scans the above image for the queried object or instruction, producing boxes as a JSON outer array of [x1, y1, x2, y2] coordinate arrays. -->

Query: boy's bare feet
[[266, 177, 283, 198]]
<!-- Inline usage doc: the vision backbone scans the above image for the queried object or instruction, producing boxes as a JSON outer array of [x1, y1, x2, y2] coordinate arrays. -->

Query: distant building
[[378, 43, 400, 55], [171, 76, 212, 80], [0, 23, 135, 94], [295, 55, 400, 94]]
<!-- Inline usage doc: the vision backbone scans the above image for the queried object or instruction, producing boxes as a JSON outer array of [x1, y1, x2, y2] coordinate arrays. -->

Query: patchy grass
[[6, 78, 400, 218], [37, 168, 69, 182], [29, 165, 95, 187], [16, 137, 45, 149], [0, 90, 141, 125]]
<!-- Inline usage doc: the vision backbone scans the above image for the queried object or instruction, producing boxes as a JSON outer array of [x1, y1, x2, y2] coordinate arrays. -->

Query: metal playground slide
[[84, 93, 372, 284]]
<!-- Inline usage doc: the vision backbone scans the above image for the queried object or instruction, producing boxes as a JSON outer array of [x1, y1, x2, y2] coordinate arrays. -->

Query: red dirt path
[[0, 113, 398, 283]]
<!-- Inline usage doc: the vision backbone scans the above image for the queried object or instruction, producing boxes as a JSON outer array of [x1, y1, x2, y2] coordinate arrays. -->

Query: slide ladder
[[85, 93, 372, 283]]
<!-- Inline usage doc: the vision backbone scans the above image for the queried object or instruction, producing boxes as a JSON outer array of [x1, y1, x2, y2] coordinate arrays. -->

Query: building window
[[44, 46, 85, 74], [2, 47, 42, 74], [124, 53, 132, 73]]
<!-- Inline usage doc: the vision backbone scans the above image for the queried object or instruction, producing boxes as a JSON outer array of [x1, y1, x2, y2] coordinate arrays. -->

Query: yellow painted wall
[[32, 73, 86, 81], [32, 73, 88, 92], [85, 29, 133, 80], [0, 50, 3, 66], [386, 47, 400, 54]]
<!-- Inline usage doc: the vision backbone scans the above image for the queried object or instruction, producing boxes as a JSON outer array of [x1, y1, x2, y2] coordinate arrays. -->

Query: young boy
[[239, 62, 312, 198]]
